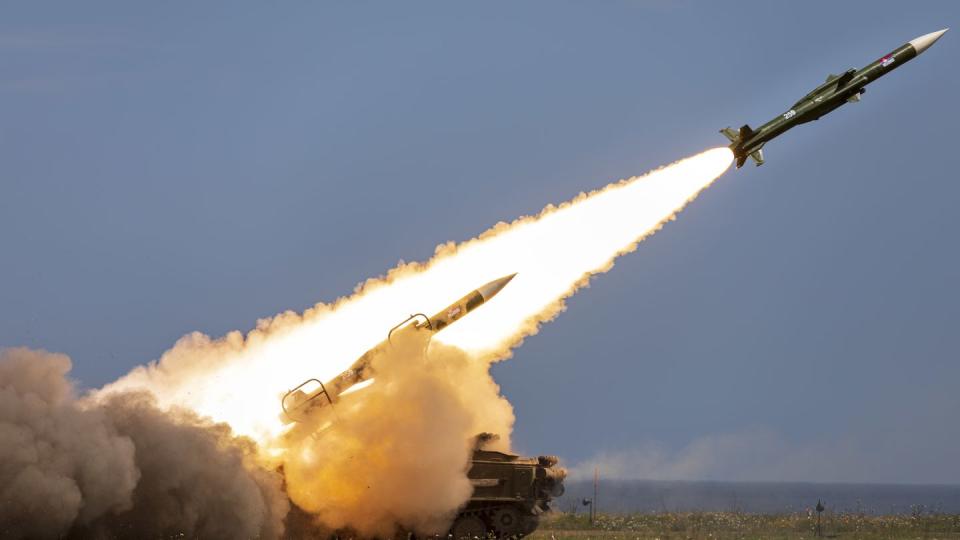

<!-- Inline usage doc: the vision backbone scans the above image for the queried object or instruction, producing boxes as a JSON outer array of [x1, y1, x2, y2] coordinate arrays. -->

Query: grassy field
[[530, 511, 960, 540]]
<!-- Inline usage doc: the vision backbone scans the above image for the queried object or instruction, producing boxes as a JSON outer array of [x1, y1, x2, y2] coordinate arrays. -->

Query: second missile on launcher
[[282, 273, 516, 423]]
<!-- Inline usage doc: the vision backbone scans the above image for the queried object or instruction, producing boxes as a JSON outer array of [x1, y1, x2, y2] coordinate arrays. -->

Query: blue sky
[[1, 1, 957, 483]]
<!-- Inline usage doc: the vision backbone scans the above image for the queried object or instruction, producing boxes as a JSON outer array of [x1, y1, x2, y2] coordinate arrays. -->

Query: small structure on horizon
[[582, 467, 600, 523], [815, 499, 825, 537]]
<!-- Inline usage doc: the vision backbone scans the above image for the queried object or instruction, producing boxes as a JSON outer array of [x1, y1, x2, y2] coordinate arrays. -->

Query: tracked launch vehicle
[[449, 434, 566, 539], [281, 435, 565, 539]]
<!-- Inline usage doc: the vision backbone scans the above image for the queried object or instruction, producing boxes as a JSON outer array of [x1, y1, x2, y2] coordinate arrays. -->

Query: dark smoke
[[0, 347, 289, 539]]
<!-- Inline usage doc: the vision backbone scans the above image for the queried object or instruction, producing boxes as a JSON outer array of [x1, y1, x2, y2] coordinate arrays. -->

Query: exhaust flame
[[6, 146, 737, 537], [102, 147, 732, 446]]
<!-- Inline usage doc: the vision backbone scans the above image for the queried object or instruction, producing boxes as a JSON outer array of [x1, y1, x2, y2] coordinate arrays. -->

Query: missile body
[[282, 273, 516, 423], [722, 29, 948, 168]]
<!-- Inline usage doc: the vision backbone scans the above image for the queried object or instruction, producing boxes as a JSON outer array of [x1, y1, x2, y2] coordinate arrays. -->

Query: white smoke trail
[[102, 147, 733, 446]]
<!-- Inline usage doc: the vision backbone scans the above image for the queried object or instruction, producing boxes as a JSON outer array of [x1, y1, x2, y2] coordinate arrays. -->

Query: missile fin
[[720, 127, 739, 144], [834, 70, 855, 89]]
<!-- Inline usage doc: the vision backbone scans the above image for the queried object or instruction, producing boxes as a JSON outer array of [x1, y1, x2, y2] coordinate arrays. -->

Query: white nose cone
[[909, 28, 948, 55]]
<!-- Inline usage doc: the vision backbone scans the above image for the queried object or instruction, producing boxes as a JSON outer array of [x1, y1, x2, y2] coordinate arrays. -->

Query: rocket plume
[[57, 146, 731, 536], [102, 147, 732, 440]]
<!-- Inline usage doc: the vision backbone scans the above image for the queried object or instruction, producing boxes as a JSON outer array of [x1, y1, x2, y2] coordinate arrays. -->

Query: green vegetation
[[530, 511, 960, 540]]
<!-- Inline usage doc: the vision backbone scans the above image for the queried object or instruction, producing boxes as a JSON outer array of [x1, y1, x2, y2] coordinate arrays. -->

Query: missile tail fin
[[720, 127, 739, 143]]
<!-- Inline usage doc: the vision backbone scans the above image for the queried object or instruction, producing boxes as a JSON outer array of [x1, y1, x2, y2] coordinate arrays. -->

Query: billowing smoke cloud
[[0, 348, 289, 539], [282, 335, 514, 537], [0, 342, 512, 539], [0, 348, 137, 537]]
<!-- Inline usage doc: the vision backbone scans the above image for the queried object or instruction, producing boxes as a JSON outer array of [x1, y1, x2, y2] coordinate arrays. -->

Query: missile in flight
[[722, 28, 948, 168]]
